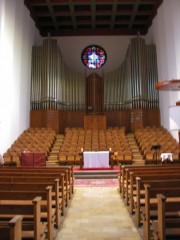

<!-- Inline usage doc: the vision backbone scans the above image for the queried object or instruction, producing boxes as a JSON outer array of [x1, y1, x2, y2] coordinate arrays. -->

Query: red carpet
[[73, 166, 119, 171], [74, 178, 118, 187]]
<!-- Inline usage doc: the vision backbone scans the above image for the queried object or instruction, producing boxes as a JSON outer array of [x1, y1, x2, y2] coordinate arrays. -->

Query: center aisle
[[55, 183, 142, 240]]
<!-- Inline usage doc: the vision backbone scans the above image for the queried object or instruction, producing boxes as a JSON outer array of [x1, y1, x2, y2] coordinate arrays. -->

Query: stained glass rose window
[[81, 45, 107, 69]]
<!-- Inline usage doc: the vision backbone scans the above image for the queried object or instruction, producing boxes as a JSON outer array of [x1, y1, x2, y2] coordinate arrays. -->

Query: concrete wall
[[146, 0, 180, 141], [0, 0, 42, 153]]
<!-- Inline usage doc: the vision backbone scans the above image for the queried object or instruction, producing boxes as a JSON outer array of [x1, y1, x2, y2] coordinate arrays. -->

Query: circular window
[[81, 45, 107, 69]]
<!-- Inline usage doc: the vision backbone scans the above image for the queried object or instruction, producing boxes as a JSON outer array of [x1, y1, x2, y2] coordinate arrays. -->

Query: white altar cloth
[[83, 151, 109, 168], [160, 153, 173, 162]]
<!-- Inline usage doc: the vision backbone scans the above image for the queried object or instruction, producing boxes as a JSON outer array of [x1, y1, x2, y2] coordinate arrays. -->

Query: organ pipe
[[31, 37, 84, 111], [30, 36, 159, 112], [104, 36, 159, 111]]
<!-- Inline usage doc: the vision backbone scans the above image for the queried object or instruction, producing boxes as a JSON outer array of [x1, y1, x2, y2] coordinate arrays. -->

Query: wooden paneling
[[46, 110, 59, 133], [131, 108, 160, 132], [59, 110, 67, 134], [59, 111, 85, 133], [30, 110, 59, 133], [30, 110, 42, 128], [131, 109, 143, 132], [30, 109, 160, 134], [106, 110, 131, 132], [86, 73, 104, 114], [143, 108, 160, 127], [84, 115, 106, 130], [41, 110, 47, 127]]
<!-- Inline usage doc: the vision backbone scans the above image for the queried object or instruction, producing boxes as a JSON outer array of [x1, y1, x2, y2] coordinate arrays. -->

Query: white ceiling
[[57, 35, 136, 75]]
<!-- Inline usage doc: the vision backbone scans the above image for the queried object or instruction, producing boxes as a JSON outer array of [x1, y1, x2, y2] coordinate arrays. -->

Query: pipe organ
[[30, 36, 160, 133]]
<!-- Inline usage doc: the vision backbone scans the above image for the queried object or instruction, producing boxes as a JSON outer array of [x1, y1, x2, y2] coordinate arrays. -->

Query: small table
[[160, 153, 173, 163]]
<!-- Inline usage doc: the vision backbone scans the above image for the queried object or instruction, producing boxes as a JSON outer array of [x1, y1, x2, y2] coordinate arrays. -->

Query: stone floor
[[55, 184, 142, 240]]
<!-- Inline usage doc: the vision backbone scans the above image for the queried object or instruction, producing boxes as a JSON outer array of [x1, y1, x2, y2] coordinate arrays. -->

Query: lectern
[[151, 145, 161, 164]]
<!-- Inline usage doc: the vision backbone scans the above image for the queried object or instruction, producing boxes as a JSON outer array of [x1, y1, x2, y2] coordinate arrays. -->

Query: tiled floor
[[55, 185, 142, 240]]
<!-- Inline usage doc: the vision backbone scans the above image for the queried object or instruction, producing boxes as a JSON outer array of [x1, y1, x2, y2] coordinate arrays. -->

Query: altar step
[[73, 169, 119, 179]]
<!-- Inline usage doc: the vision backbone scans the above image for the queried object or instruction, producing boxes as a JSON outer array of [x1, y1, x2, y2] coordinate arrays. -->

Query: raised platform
[[73, 167, 119, 179]]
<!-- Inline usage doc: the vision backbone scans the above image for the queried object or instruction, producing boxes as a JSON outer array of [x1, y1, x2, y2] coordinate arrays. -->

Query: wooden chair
[[145, 151, 154, 164], [59, 154, 67, 165], [112, 151, 124, 165], [66, 155, 75, 165], [74, 154, 82, 165], [3, 153, 12, 162], [124, 151, 132, 164], [172, 150, 180, 163]]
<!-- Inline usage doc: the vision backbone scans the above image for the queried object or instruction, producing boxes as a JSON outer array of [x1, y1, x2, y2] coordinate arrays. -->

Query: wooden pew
[[0, 166, 73, 205], [119, 164, 180, 196], [119, 164, 157, 193], [120, 165, 169, 198], [0, 183, 56, 240], [124, 168, 180, 205], [128, 171, 180, 210], [0, 171, 68, 211], [0, 197, 46, 240], [118, 164, 180, 239], [23, 166, 74, 196], [1, 166, 74, 196], [142, 184, 180, 240], [0, 215, 23, 240], [152, 194, 180, 240], [134, 177, 180, 227], [0, 175, 63, 221], [0, 166, 74, 228]]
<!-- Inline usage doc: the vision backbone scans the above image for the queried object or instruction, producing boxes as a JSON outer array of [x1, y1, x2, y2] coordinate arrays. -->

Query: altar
[[83, 151, 109, 168]]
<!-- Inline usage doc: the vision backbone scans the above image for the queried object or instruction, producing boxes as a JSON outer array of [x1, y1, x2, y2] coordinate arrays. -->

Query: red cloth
[[21, 152, 46, 166], [33, 153, 46, 166]]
